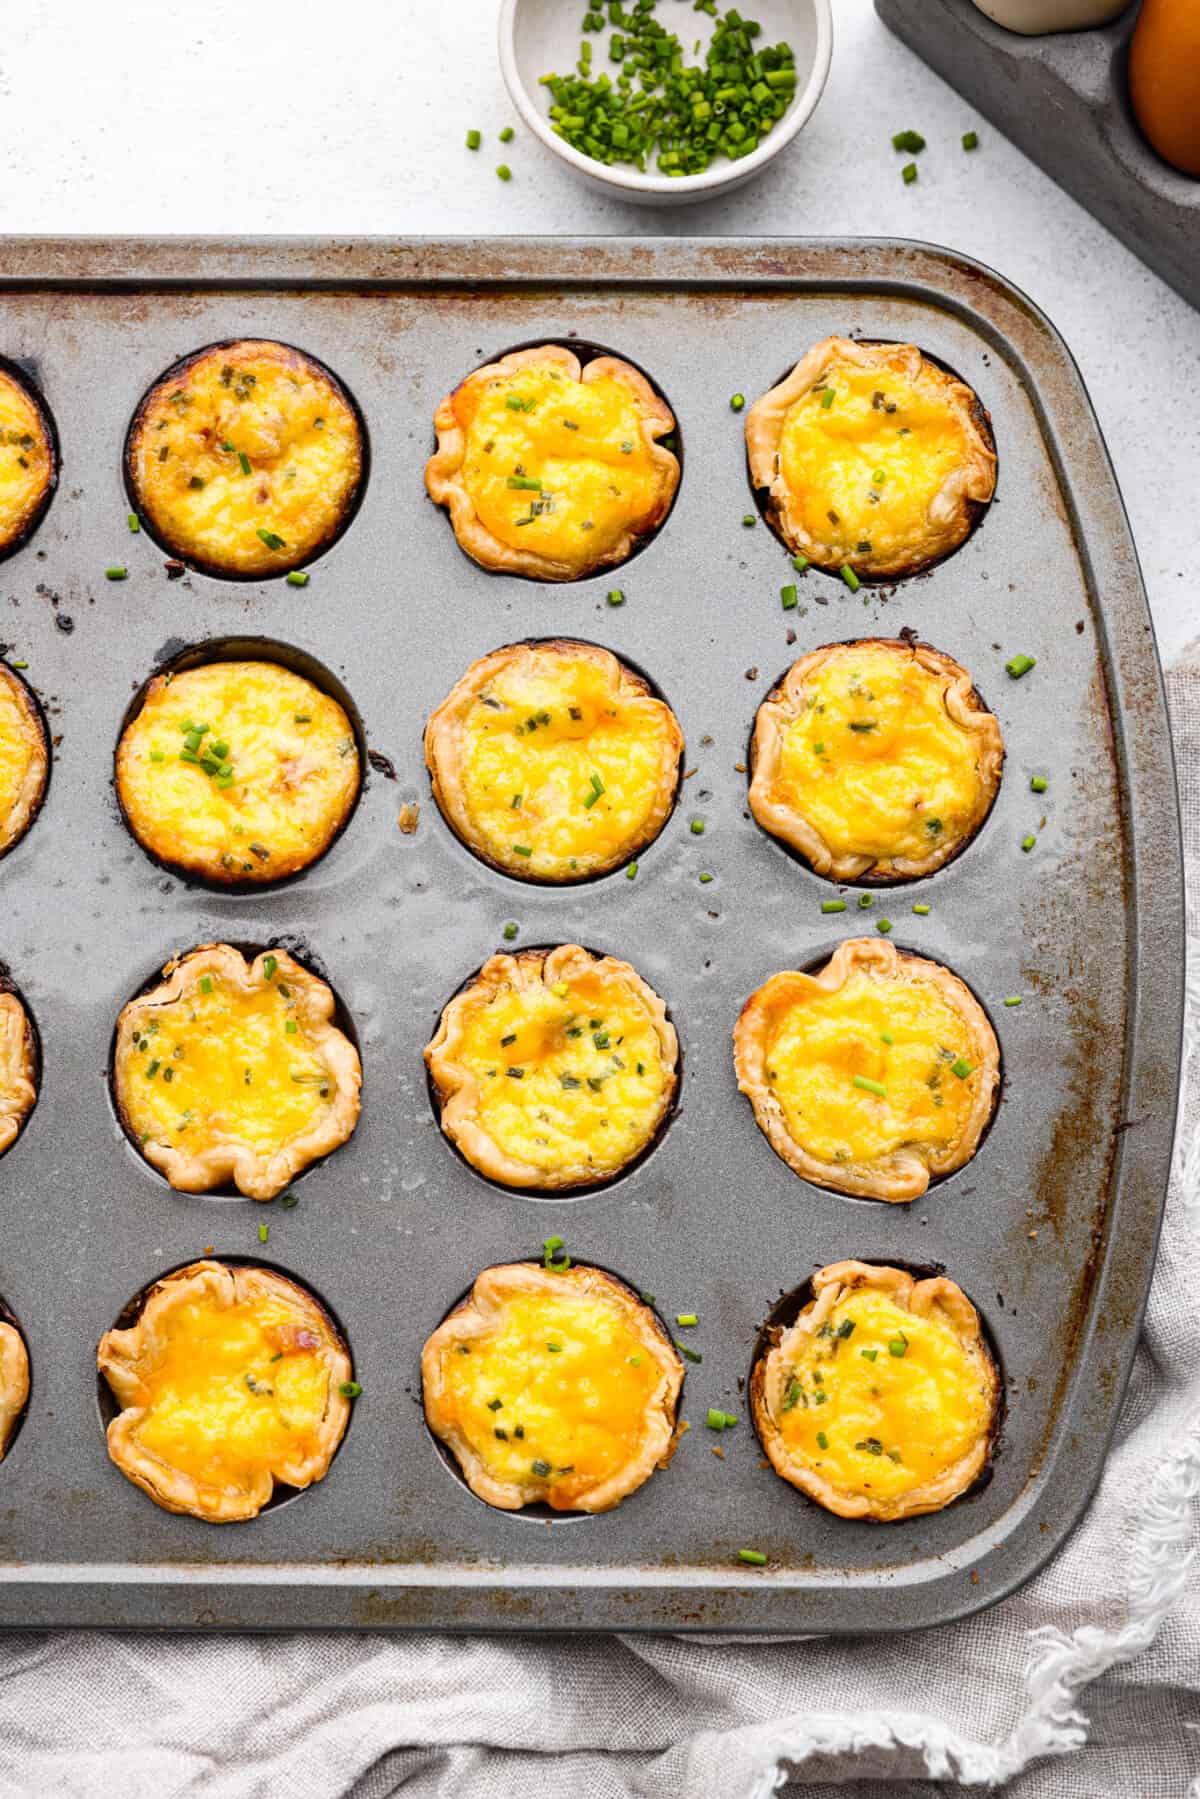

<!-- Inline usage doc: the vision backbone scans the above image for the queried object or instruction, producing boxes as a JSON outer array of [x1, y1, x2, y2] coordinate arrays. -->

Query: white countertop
[[4, 0, 1195, 664]]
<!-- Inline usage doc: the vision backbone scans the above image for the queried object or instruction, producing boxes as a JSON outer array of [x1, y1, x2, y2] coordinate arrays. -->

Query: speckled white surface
[[1, 0, 1194, 660]]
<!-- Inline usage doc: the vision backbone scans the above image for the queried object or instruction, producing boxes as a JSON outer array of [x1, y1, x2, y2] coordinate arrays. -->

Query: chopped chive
[[199, 975, 213, 994], [258, 1223, 269, 1243], [238, 451, 252, 475], [950, 1057, 974, 1079], [513, 844, 532, 857], [876, 918, 892, 935], [625, 861, 638, 880], [262, 954, 278, 980], [699, 871, 713, 884], [1006, 653, 1036, 679], [1021, 833, 1037, 852], [860, 1347, 878, 1361], [287, 570, 310, 587], [742, 513, 756, 527], [962, 130, 979, 151], [127, 513, 140, 533], [821, 899, 847, 914], [820, 386, 835, 410], [285, 1020, 298, 1035], [105, 566, 128, 580], [841, 564, 861, 592], [872, 468, 886, 484], [1031, 774, 1048, 793], [781, 583, 798, 610], [912, 902, 930, 915], [502, 922, 519, 941], [881, 1030, 894, 1045], [889, 1334, 908, 1358], [706, 1408, 729, 1431], [496, 163, 512, 181], [901, 161, 918, 184], [675, 1342, 702, 1364], [466, 128, 482, 150], [499, 126, 514, 143], [737, 1548, 767, 1566], [257, 528, 286, 551], [340, 1380, 363, 1398], [690, 818, 705, 836], [816, 1430, 829, 1449], [792, 554, 809, 573], [730, 392, 745, 412], [852, 1075, 887, 1098], [892, 129, 926, 151], [858, 893, 873, 909], [607, 588, 625, 607], [1004, 995, 1023, 1008], [675, 1312, 698, 1327]]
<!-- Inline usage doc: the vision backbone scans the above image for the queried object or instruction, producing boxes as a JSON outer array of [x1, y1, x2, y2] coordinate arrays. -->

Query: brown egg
[[1129, 0, 1200, 178]]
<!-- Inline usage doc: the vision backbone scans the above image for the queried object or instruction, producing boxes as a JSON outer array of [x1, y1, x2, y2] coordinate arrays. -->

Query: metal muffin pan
[[0, 237, 1182, 1633]]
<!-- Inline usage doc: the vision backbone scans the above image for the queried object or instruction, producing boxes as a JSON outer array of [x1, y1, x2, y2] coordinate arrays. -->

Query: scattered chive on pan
[[730, 393, 745, 412], [962, 130, 979, 151], [912, 902, 930, 916], [1004, 996, 1023, 1007], [821, 899, 846, 914], [876, 917, 892, 935], [892, 129, 926, 152], [496, 164, 512, 181], [902, 162, 918, 185], [106, 566, 128, 580], [841, 564, 861, 592], [466, 129, 482, 150], [737, 1548, 768, 1566], [607, 588, 626, 607], [286, 570, 309, 587], [1006, 653, 1036, 679], [781, 583, 798, 610], [1021, 833, 1036, 852], [499, 126, 515, 143], [1031, 774, 1047, 793], [792, 554, 809, 573], [127, 513, 140, 533], [502, 921, 519, 941], [690, 818, 705, 836]]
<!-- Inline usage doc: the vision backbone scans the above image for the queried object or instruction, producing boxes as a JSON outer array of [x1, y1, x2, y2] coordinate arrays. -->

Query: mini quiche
[[126, 339, 364, 577], [422, 1261, 683, 1513], [0, 1314, 28, 1461], [425, 639, 683, 881], [749, 639, 1003, 881], [116, 659, 360, 885], [98, 1260, 353, 1522], [746, 337, 996, 580], [752, 1260, 1000, 1522], [426, 944, 677, 1190], [0, 987, 37, 1159], [0, 364, 55, 559], [425, 344, 679, 581], [113, 944, 361, 1201], [734, 937, 999, 1201], [0, 661, 49, 860]]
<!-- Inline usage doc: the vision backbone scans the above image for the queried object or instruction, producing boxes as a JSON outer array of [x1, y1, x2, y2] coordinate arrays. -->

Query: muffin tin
[[0, 236, 1181, 1632]]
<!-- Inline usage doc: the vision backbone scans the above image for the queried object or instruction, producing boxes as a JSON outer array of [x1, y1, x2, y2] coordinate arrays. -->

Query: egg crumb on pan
[[748, 639, 1002, 881], [751, 1260, 1000, 1522], [0, 661, 49, 860], [125, 339, 364, 577], [746, 337, 996, 580], [733, 937, 999, 1201], [425, 944, 677, 1191], [116, 659, 360, 885], [0, 364, 55, 559], [421, 1261, 683, 1513], [424, 639, 683, 881], [0, 987, 37, 1161], [425, 344, 679, 581], [0, 1315, 28, 1462], [97, 1260, 353, 1522], [112, 943, 361, 1201]]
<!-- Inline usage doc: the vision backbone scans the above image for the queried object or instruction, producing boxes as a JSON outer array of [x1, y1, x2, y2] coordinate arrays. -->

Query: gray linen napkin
[[2, 654, 1198, 1799]]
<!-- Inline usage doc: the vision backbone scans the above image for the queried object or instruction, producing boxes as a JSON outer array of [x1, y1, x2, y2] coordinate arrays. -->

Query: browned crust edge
[[0, 1321, 29, 1461], [124, 338, 365, 578], [745, 337, 997, 579], [421, 1261, 683, 1512], [112, 944, 361, 1201], [0, 365, 57, 559], [750, 1259, 1000, 1522], [747, 638, 1004, 881], [0, 663, 49, 861], [423, 638, 684, 881], [0, 990, 37, 1160], [732, 937, 1000, 1201], [424, 344, 679, 582], [97, 1259, 352, 1522], [425, 944, 678, 1190]]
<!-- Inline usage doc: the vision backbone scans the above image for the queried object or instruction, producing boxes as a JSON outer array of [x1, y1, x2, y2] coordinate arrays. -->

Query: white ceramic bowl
[[499, 0, 833, 206]]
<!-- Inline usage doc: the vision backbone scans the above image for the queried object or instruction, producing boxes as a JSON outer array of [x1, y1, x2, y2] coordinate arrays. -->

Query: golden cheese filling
[[457, 653, 679, 877], [121, 972, 332, 1161], [434, 1289, 666, 1511], [453, 967, 672, 1178], [117, 661, 360, 883], [127, 1285, 336, 1491], [774, 644, 988, 863], [0, 666, 46, 852], [0, 369, 53, 552], [775, 1287, 993, 1503], [455, 359, 666, 564], [765, 969, 979, 1168], [127, 341, 362, 575], [779, 359, 978, 569]]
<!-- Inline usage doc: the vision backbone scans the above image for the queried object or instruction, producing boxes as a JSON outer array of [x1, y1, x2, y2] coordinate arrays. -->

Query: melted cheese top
[[0, 670, 42, 842], [458, 652, 678, 876], [456, 966, 670, 1177], [455, 359, 667, 566], [764, 969, 978, 1166], [436, 1288, 664, 1509], [123, 974, 332, 1158], [118, 662, 359, 880], [779, 359, 974, 565], [0, 371, 52, 548], [129, 343, 361, 574], [776, 1288, 992, 1501], [131, 1285, 333, 1488], [774, 644, 985, 861]]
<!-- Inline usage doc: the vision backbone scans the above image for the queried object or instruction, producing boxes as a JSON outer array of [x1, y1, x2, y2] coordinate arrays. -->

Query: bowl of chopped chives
[[499, 0, 833, 205]]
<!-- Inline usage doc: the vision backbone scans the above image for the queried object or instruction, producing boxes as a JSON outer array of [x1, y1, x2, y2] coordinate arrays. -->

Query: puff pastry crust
[[0, 662, 48, 860], [0, 989, 37, 1159], [0, 1319, 29, 1459], [751, 1260, 999, 1521], [424, 638, 683, 881], [748, 639, 1003, 881], [98, 1259, 352, 1522], [425, 344, 679, 581], [0, 365, 55, 558], [116, 659, 360, 885], [746, 337, 996, 579], [126, 338, 364, 577], [113, 944, 361, 1200], [425, 944, 677, 1190], [422, 1261, 683, 1513], [733, 937, 999, 1201]]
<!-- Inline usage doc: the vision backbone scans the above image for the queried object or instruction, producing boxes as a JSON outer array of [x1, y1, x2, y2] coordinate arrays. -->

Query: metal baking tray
[[877, 0, 1200, 315], [0, 237, 1182, 1633]]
